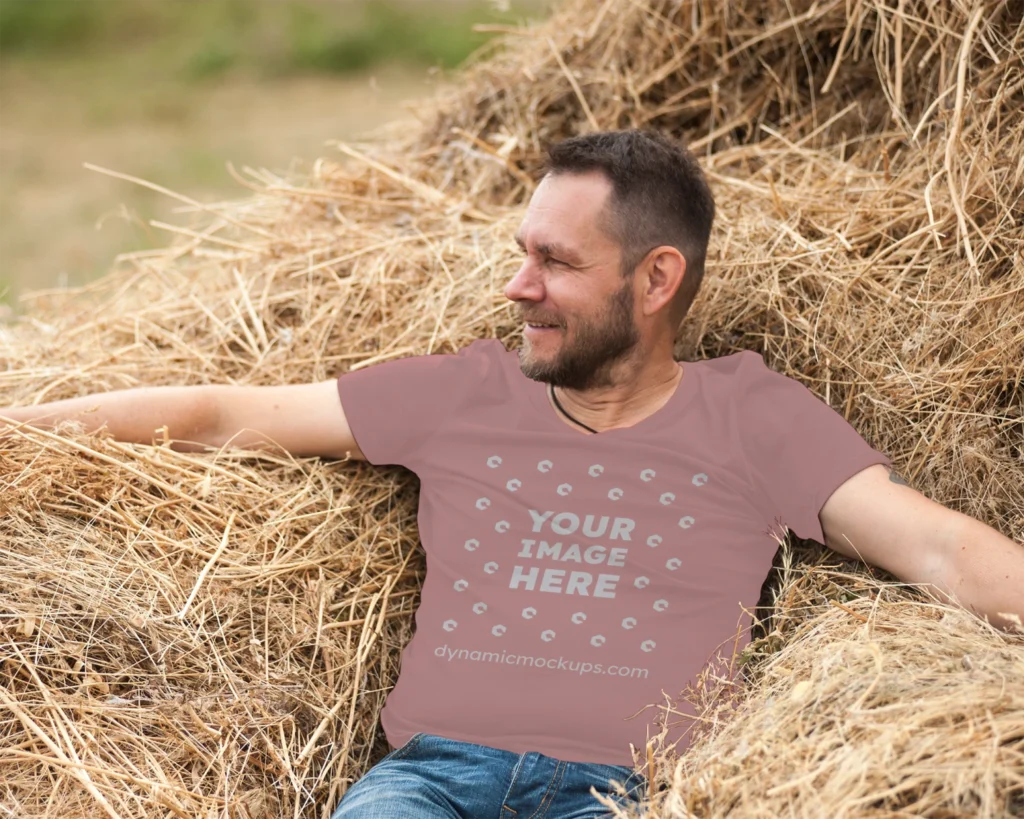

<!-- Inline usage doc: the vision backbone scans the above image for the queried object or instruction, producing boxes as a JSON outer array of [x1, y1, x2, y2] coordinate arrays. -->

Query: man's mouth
[[525, 322, 561, 339]]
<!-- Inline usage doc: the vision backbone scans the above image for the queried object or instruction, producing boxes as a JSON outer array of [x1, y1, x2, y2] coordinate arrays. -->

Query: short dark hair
[[545, 130, 715, 329]]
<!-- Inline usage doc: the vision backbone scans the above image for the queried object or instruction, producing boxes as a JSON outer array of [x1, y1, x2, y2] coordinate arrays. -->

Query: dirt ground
[[0, 63, 431, 306]]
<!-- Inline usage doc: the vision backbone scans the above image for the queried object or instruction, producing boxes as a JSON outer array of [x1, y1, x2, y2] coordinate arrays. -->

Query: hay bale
[[1, 0, 1022, 816], [616, 545, 1024, 817]]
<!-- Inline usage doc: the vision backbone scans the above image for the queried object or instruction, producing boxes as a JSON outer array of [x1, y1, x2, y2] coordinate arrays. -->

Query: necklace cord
[[547, 363, 683, 435], [548, 384, 599, 433]]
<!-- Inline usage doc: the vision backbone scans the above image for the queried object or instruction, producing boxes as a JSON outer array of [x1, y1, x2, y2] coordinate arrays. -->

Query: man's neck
[[550, 361, 684, 433]]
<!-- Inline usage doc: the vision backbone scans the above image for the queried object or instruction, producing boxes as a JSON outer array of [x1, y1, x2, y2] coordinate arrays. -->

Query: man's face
[[505, 171, 641, 391]]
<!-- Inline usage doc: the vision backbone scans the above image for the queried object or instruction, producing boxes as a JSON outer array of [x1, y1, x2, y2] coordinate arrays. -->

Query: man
[[2, 130, 1022, 819]]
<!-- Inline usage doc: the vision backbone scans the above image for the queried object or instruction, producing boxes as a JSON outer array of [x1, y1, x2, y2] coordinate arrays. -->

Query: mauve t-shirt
[[336, 338, 891, 766]]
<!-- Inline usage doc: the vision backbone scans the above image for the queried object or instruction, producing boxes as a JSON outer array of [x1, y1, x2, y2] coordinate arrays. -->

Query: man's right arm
[[0, 381, 366, 460]]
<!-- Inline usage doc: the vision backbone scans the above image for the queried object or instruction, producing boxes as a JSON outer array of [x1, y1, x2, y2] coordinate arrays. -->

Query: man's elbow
[[165, 386, 226, 451], [197, 386, 286, 454]]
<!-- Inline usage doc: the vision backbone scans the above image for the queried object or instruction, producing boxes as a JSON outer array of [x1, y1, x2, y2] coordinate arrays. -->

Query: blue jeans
[[331, 732, 647, 818]]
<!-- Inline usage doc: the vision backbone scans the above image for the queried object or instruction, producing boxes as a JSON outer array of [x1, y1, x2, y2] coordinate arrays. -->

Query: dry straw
[[1, 0, 1023, 816]]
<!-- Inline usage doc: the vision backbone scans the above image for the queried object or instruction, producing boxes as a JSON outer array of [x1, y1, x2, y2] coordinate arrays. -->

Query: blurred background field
[[0, 0, 546, 308]]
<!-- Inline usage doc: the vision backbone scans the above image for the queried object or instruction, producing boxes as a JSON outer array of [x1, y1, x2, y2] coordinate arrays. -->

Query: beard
[[518, 278, 641, 391]]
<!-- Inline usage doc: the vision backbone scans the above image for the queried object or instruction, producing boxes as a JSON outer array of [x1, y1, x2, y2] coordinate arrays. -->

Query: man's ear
[[641, 246, 686, 318]]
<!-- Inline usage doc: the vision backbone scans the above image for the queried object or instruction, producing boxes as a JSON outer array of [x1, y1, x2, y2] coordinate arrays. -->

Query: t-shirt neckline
[[512, 351, 701, 438]]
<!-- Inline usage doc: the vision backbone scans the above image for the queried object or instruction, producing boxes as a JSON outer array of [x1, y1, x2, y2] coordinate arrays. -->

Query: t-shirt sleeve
[[735, 351, 892, 543], [336, 339, 492, 470]]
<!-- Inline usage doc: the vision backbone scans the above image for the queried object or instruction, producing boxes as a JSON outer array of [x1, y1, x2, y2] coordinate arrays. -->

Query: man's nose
[[505, 259, 541, 302]]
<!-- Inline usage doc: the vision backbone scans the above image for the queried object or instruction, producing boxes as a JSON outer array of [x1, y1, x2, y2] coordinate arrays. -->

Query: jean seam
[[500, 754, 528, 816], [388, 732, 425, 762], [525, 759, 565, 819]]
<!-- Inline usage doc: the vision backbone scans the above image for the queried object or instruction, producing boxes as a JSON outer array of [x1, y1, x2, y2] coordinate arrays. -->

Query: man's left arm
[[819, 464, 1024, 632]]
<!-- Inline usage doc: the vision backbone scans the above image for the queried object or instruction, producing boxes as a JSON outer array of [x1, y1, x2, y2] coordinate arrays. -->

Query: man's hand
[[0, 381, 364, 460], [820, 464, 1024, 632]]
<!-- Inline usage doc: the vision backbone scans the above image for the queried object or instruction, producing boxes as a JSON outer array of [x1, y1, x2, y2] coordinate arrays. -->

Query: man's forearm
[[941, 516, 1024, 633], [0, 387, 219, 451]]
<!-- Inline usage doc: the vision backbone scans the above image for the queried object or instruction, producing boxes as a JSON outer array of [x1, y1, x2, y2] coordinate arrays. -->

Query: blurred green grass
[[0, 0, 531, 78], [0, 0, 545, 306]]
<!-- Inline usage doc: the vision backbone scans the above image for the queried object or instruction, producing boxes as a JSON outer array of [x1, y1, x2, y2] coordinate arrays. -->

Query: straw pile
[[2, 0, 1023, 816]]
